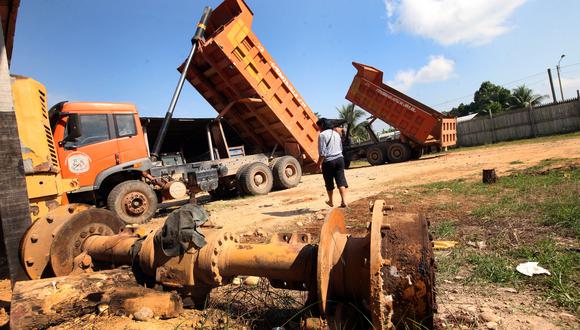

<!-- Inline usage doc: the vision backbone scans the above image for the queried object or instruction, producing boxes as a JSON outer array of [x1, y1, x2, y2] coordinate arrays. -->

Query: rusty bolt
[[30, 234, 39, 243], [26, 258, 34, 266], [80, 255, 92, 268], [46, 216, 54, 224], [68, 206, 75, 214], [383, 204, 394, 211], [89, 227, 96, 233], [75, 240, 81, 248], [80, 232, 87, 238]]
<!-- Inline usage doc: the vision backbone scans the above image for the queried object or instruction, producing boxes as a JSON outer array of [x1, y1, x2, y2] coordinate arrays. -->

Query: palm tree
[[337, 103, 368, 143], [509, 85, 546, 109]]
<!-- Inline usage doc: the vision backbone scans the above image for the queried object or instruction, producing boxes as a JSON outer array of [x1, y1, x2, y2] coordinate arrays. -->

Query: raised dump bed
[[343, 62, 457, 165], [346, 62, 456, 147], [181, 0, 319, 171]]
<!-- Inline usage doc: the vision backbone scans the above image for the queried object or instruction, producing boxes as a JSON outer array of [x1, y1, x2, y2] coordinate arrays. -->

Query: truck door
[[58, 114, 119, 189], [112, 113, 149, 163]]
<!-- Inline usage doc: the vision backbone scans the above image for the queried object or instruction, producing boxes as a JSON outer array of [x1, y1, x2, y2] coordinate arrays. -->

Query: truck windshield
[[66, 114, 110, 147]]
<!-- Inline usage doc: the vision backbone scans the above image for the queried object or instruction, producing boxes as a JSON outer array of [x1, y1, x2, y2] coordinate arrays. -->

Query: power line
[[433, 63, 580, 109]]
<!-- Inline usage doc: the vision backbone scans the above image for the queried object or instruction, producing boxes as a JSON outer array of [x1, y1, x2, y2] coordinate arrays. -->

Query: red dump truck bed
[[181, 0, 319, 168], [346, 62, 456, 148]]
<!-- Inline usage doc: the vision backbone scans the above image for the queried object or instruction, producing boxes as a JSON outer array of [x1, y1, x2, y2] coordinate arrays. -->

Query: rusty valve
[[50, 200, 436, 329]]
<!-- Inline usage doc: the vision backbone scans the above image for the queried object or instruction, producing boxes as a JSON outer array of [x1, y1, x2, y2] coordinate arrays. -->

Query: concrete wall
[[457, 99, 580, 147]]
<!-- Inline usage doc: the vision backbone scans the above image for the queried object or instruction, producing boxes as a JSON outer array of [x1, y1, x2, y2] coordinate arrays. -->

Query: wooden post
[[482, 169, 497, 184], [10, 268, 183, 329], [0, 22, 32, 283]]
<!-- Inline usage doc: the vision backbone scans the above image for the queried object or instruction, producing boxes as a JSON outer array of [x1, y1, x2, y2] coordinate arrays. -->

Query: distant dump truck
[[180, 0, 320, 197], [344, 62, 457, 166]]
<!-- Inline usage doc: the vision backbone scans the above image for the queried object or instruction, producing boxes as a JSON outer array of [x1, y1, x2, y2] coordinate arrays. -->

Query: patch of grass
[[509, 160, 524, 165], [510, 239, 580, 311], [431, 220, 456, 239], [466, 252, 517, 284]]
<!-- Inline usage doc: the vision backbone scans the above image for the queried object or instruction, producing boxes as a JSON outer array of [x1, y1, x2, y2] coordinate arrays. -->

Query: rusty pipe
[[82, 234, 138, 266]]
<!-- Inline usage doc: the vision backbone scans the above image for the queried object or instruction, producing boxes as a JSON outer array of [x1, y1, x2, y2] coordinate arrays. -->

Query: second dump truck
[[344, 62, 457, 166]]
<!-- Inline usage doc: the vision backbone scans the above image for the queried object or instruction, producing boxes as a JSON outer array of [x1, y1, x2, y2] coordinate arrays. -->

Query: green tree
[[449, 81, 512, 116], [337, 103, 368, 143], [509, 84, 546, 109]]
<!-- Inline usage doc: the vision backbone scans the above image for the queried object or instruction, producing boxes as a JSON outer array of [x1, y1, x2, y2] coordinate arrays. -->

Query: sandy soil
[[206, 136, 580, 234]]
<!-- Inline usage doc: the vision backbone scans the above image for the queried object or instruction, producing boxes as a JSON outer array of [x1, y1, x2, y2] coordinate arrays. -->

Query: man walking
[[316, 118, 348, 208]]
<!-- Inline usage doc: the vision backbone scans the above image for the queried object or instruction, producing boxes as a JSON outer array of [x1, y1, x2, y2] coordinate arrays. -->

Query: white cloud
[[388, 55, 455, 91], [384, 0, 527, 46]]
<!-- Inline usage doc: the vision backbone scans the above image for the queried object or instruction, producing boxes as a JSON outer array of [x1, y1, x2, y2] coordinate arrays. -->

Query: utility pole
[[547, 68, 557, 103], [557, 54, 566, 101]]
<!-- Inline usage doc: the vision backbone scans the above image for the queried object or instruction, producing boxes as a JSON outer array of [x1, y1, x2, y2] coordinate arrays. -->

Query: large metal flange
[[378, 210, 436, 328], [50, 208, 125, 276], [21, 204, 91, 279], [368, 199, 394, 329], [316, 208, 348, 315]]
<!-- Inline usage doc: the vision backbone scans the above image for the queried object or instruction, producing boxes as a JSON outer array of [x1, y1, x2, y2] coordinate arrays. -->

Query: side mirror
[[66, 114, 82, 140]]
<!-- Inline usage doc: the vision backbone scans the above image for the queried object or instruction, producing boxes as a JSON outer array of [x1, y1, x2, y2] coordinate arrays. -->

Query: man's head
[[316, 117, 347, 131]]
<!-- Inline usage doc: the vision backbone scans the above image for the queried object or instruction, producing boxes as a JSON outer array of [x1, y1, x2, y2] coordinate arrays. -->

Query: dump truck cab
[[50, 101, 152, 191]]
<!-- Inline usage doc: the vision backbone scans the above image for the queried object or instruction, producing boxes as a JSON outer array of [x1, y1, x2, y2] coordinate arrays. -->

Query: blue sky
[[11, 0, 580, 121]]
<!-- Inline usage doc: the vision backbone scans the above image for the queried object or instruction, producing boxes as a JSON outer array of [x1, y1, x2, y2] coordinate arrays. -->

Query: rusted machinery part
[[380, 211, 436, 328], [43, 201, 435, 329], [20, 204, 91, 279], [49, 208, 125, 277], [369, 200, 394, 328]]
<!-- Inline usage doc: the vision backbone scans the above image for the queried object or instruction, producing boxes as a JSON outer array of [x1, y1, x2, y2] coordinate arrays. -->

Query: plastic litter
[[516, 262, 551, 277], [433, 240, 458, 250]]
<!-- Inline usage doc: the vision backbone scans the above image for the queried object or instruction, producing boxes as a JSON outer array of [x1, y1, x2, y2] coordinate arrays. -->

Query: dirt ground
[[2, 135, 579, 329], [206, 136, 580, 234]]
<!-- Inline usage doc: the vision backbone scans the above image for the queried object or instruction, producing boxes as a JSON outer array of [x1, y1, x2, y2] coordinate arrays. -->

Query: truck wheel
[[107, 180, 158, 224], [272, 156, 302, 189], [238, 162, 273, 195], [411, 148, 424, 160], [344, 157, 352, 169], [386, 143, 411, 163], [366, 147, 385, 166]]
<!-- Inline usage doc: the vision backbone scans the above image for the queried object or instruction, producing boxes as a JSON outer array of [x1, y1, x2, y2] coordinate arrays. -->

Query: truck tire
[[411, 147, 424, 160], [238, 162, 273, 195], [344, 157, 352, 169], [272, 156, 302, 189], [386, 142, 411, 163], [107, 180, 158, 224], [366, 147, 385, 166]]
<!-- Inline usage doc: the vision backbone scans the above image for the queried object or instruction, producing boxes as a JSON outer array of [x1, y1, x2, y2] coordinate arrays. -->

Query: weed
[[466, 252, 517, 284], [510, 239, 580, 311], [509, 160, 524, 165], [431, 220, 456, 239]]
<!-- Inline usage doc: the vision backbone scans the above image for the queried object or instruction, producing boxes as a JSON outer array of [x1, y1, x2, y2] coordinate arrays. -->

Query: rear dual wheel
[[272, 156, 302, 189], [366, 147, 386, 166], [386, 142, 411, 163], [238, 162, 274, 195]]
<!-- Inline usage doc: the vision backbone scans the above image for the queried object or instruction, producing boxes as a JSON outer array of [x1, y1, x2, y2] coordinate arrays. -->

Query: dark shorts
[[322, 157, 348, 190]]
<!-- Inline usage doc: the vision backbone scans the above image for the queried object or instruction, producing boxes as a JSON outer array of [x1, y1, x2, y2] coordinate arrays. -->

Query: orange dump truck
[[344, 62, 457, 166], [179, 0, 319, 197]]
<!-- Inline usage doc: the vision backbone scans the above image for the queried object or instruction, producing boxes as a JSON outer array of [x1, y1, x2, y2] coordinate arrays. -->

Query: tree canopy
[[448, 82, 545, 117], [336, 103, 369, 142]]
